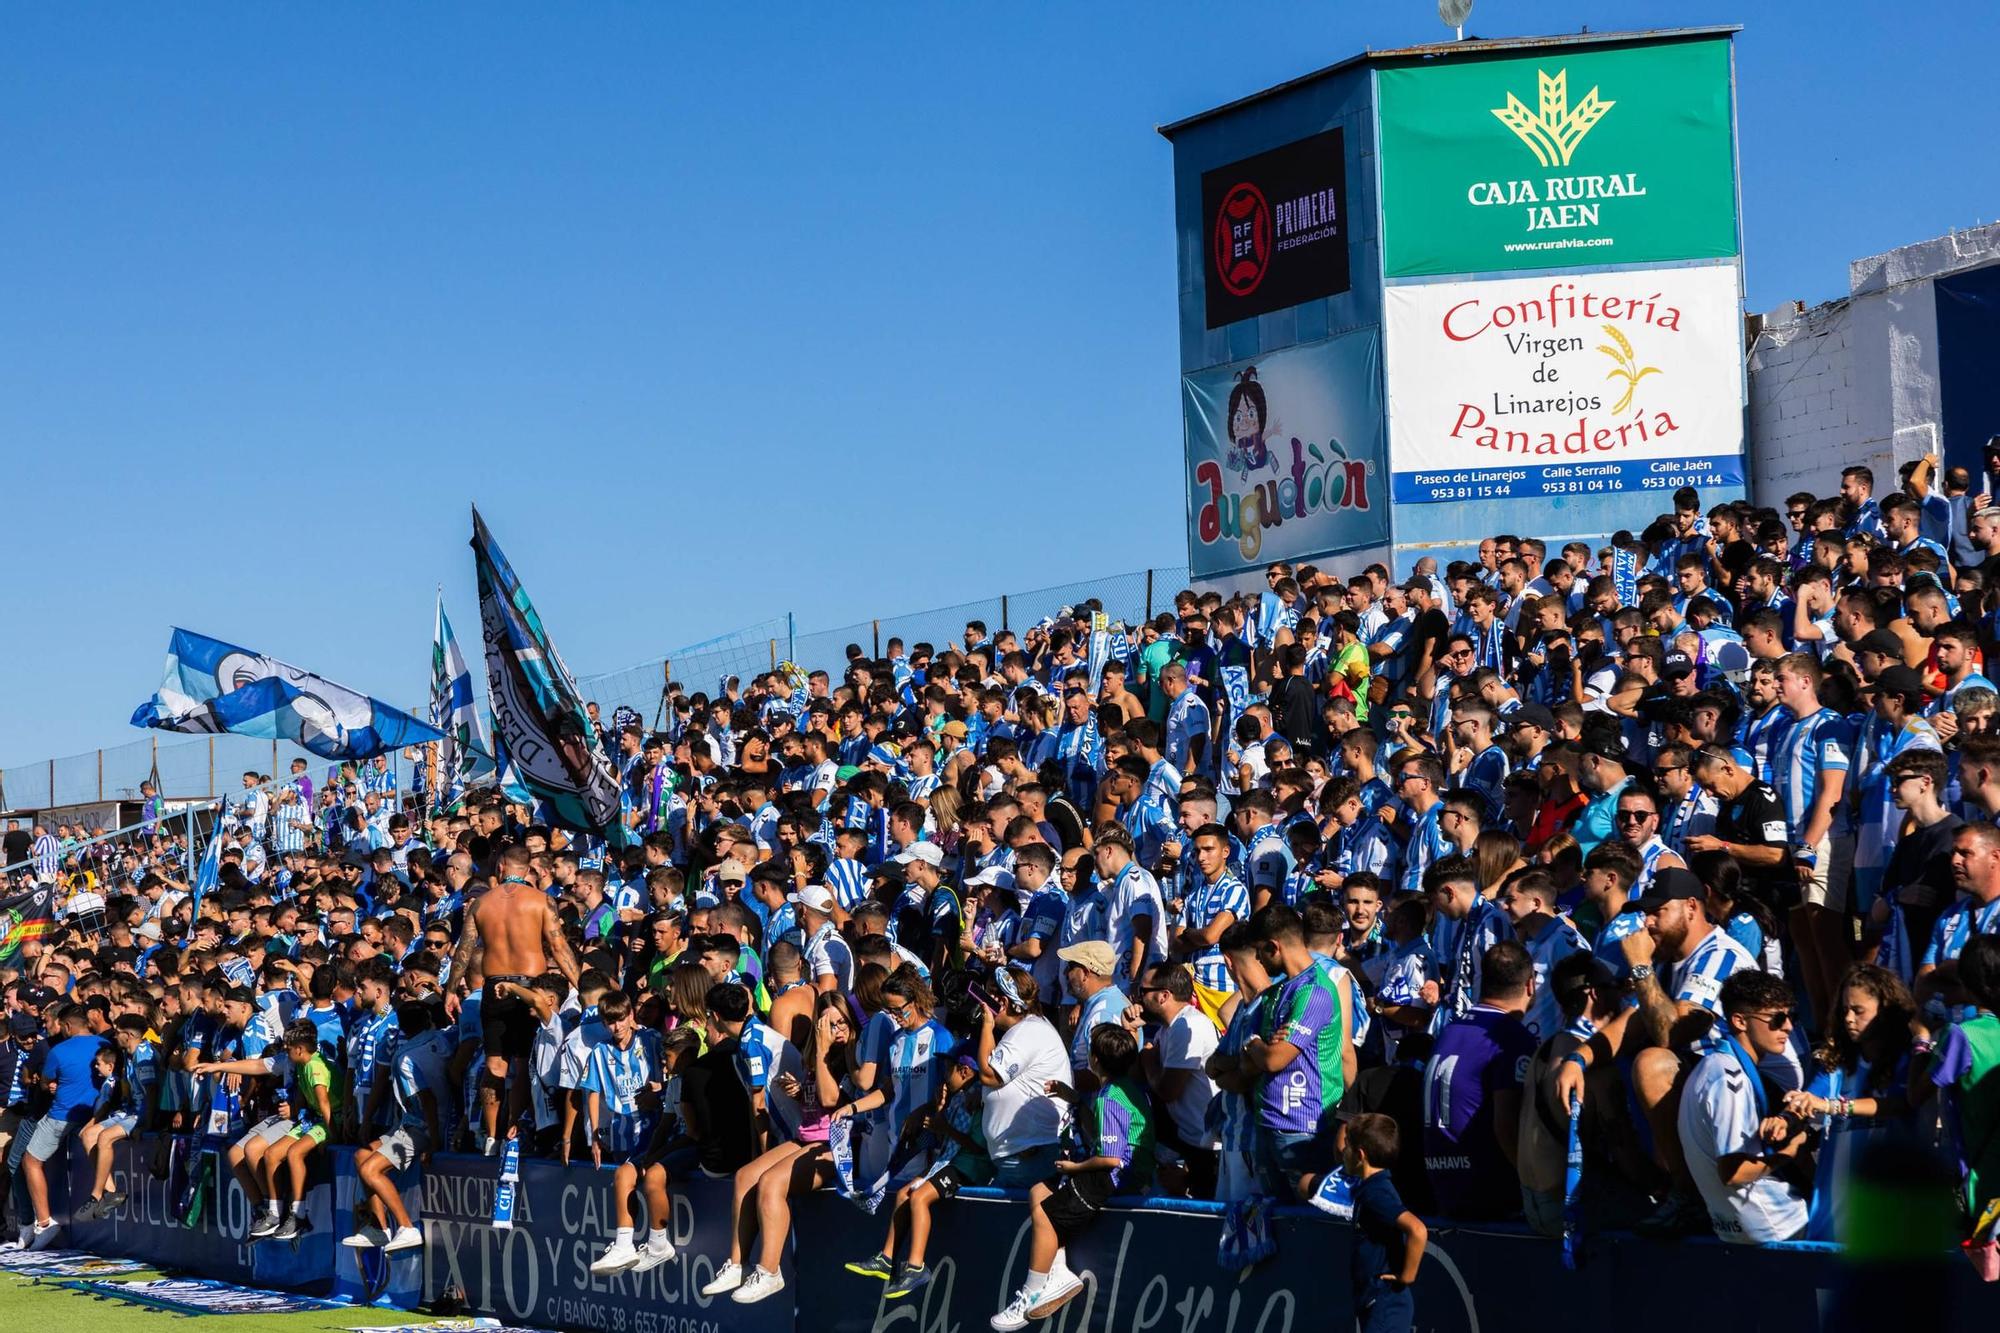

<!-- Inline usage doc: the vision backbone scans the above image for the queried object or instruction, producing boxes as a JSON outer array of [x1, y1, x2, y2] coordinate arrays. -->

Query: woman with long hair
[[700, 991, 860, 1305], [1474, 828, 1526, 899], [1781, 963, 1918, 1240]]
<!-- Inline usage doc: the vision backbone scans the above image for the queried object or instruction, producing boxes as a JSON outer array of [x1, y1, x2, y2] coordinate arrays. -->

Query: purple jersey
[[1255, 965, 1344, 1135], [1421, 1005, 1535, 1219]]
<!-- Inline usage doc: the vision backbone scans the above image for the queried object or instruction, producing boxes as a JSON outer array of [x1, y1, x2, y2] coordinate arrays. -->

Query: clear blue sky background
[[4, 2, 1997, 765]]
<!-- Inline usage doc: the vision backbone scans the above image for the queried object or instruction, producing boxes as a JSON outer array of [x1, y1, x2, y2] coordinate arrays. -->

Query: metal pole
[[208, 737, 215, 797], [787, 612, 795, 664], [1001, 595, 1009, 633], [872, 620, 880, 658], [97, 749, 104, 802], [1145, 569, 1155, 622], [769, 639, 778, 671], [271, 739, 278, 780], [47, 759, 54, 806]]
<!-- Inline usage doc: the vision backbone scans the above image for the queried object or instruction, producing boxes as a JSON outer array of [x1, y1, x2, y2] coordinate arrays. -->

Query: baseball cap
[[866, 744, 899, 767], [869, 861, 908, 885], [1056, 940, 1118, 976], [7, 1014, 37, 1038], [16, 984, 56, 1011], [1397, 578, 1431, 596], [896, 843, 945, 868], [940, 721, 969, 741], [716, 864, 748, 885], [1873, 664, 1928, 701], [1661, 651, 1696, 680], [1854, 630, 1903, 660], [965, 866, 1017, 894], [1510, 703, 1557, 733], [1634, 866, 1705, 914], [788, 886, 836, 914]]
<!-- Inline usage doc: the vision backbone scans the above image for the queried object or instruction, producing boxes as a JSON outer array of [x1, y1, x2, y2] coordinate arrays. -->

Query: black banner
[[1200, 128, 1350, 328]]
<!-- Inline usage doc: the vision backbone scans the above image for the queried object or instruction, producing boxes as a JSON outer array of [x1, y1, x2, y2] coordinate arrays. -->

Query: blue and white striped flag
[[190, 813, 226, 922], [132, 628, 443, 760], [471, 507, 633, 845], [430, 595, 493, 809]]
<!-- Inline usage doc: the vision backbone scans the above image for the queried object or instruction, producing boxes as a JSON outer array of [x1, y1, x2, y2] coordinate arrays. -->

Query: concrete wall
[[1747, 221, 2000, 502], [1748, 297, 1860, 500]]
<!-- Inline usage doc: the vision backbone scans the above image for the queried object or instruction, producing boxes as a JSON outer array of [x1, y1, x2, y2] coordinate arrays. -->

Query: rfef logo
[[1212, 182, 1270, 297]]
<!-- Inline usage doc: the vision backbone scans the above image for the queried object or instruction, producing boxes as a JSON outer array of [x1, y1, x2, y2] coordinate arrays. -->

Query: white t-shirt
[[1678, 1050, 1808, 1245], [981, 1015, 1072, 1159], [1156, 1007, 1220, 1145]]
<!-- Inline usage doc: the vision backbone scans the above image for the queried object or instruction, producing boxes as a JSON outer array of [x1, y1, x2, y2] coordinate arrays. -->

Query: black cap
[[869, 861, 907, 885], [1635, 866, 1705, 913], [1873, 664, 1928, 701], [1854, 629, 1902, 660], [1661, 652, 1696, 680], [7, 1014, 37, 1038], [1510, 703, 1557, 733], [16, 985, 56, 1011]]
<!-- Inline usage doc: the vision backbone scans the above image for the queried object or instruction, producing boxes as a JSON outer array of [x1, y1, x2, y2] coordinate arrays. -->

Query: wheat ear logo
[[1598, 324, 1660, 415], [1492, 69, 1614, 167]]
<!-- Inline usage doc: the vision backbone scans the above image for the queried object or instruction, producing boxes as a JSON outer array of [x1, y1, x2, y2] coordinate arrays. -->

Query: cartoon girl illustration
[[1225, 367, 1282, 480]]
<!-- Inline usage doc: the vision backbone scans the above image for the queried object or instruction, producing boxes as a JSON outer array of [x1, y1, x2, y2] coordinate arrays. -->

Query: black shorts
[[481, 977, 536, 1061], [1041, 1169, 1112, 1246]]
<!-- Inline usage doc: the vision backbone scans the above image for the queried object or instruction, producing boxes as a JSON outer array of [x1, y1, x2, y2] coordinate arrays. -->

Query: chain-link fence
[[1, 564, 1195, 814]]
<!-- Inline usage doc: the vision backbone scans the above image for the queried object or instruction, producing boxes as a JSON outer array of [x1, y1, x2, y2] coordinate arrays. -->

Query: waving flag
[[132, 629, 443, 760], [0, 884, 55, 968], [189, 813, 226, 921], [471, 508, 631, 843], [429, 595, 493, 809]]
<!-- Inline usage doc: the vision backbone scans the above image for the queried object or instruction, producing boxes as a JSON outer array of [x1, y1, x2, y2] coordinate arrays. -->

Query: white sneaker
[[992, 1286, 1036, 1332], [27, 1222, 60, 1252], [700, 1260, 743, 1295], [383, 1226, 424, 1252], [731, 1267, 785, 1304], [591, 1240, 641, 1275], [1026, 1268, 1085, 1319], [633, 1238, 676, 1272], [342, 1226, 389, 1249]]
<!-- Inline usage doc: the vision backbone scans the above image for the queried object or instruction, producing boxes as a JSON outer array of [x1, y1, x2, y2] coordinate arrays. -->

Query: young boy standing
[[1345, 1112, 1427, 1333]]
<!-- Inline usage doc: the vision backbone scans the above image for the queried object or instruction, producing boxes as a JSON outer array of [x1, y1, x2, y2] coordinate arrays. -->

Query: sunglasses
[[1748, 1010, 1794, 1031], [1615, 810, 1655, 823]]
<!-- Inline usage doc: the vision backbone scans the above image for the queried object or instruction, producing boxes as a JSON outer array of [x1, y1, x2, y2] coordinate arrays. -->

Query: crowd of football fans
[[3, 453, 2000, 1329]]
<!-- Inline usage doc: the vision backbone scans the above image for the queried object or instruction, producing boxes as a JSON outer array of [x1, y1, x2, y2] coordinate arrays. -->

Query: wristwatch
[[1626, 963, 1655, 989]]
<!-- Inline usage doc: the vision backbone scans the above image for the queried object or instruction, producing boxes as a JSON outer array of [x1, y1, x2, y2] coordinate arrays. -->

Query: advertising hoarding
[[1377, 38, 1738, 278], [1183, 329, 1388, 577], [1385, 263, 1744, 502], [1199, 128, 1352, 328]]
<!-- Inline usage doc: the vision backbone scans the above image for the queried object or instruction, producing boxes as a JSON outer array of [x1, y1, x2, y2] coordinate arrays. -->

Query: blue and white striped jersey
[[1773, 708, 1853, 839], [1178, 871, 1249, 994], [582, 1031, 662, 1153], [1671, 926, 1760, 1055]]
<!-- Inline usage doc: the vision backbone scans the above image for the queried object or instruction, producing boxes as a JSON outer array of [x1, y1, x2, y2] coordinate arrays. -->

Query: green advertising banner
[[1377, 37, 1738, 278]]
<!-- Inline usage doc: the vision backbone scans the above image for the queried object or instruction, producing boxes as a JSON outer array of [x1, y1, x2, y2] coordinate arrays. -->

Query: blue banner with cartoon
[[1182, 328, 1389, 579]]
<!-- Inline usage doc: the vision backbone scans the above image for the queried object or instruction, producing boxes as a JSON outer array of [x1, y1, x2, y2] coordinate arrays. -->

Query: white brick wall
[[1748, 221, 2000, 504], [1749, 299, 1864, 500]]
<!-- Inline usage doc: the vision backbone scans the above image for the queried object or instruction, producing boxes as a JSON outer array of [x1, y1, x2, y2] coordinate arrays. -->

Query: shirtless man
[[449, 844, 580, 1152]]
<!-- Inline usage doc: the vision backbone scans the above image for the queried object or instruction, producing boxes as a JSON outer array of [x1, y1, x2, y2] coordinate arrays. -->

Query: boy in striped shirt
[[580, 992, 664, 1166], [1171, 825, 1248, 997]]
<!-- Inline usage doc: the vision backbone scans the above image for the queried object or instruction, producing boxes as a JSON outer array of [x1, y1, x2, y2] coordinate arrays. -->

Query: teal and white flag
[[429, 594, 493, 808], [470, 507, 632, 844]]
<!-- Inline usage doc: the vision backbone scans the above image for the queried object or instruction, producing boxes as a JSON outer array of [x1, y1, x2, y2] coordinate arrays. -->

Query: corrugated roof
[[1156, 25, 1742, 138]]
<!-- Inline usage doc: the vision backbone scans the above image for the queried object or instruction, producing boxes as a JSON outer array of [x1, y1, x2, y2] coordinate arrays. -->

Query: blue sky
[[3, 2, 1996, 765]]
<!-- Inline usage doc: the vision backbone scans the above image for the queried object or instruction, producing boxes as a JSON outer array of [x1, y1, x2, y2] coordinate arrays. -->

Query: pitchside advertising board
[[1375, 38, 1739, 278], [1386, 262, 1745, 502], [1182, 329, 1389, 579]]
